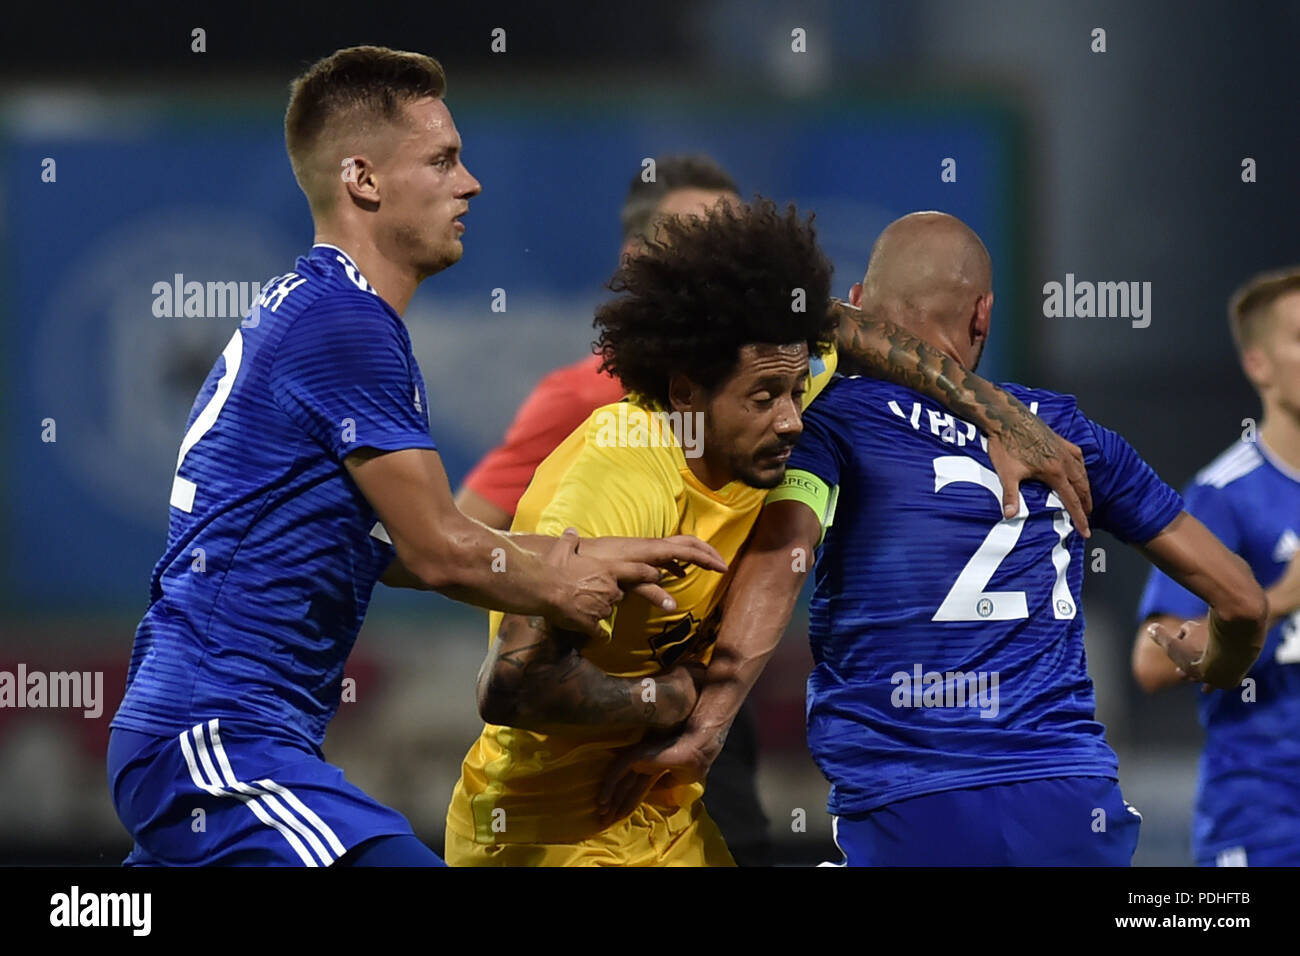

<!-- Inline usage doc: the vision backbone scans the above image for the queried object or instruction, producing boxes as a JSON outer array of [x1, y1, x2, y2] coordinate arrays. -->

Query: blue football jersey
[[784, 376, 1183, 816], [111, 244, 436, 746], [1137, 439, 1300, 863]]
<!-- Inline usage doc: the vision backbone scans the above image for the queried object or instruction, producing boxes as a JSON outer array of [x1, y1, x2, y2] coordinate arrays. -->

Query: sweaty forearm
[[410, 518, 563, 618], [480, 614, 694, 734], [688, 570, 800, 749], [686, 506, 816, 750]]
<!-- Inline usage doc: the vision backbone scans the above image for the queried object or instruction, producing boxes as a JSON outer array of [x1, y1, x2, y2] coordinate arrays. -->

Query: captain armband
[[764, 469, 839, 547]]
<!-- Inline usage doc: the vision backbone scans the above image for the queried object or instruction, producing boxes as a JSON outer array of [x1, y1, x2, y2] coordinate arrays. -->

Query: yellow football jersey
[[446, 347, 838, 850]]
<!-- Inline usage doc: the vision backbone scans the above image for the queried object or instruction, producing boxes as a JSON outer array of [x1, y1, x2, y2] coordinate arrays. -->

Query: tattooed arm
[[597, 500, 819, 821], [476, 613, 698, 736], [833, 300, 1094, 536]]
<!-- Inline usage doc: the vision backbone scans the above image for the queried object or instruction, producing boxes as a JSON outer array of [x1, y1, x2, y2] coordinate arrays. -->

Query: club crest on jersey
[[647, 607, 720, 669]]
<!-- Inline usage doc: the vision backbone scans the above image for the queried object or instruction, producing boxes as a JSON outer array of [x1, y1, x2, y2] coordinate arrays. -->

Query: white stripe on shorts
[[178, 719, 338, 866], [205, 719, 339, 865], [815, 815, 847, 867]]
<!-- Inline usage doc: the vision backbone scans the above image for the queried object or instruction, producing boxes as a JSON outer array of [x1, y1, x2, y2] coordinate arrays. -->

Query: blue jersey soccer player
[[600, 212, 1267, 866], [1136, 267, 1300, 866], [107, 46, 722, 867]]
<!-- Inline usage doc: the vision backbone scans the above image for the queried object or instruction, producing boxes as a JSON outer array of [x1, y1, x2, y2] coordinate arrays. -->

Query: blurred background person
[[1135, 268, 1300, 867], [454, 155, 740, 528]]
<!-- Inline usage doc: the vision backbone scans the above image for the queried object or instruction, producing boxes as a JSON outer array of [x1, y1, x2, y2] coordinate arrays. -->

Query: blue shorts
[[831, 776, 1141, 866], [108, 718, 425, 866]]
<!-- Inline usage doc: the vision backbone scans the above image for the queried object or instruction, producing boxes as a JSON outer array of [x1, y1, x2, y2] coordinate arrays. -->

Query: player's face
[[377, 97, 481, 278], [653, 188, 739, 224], [1256, 292, 1300, 417], [701, 343, 809, 489]]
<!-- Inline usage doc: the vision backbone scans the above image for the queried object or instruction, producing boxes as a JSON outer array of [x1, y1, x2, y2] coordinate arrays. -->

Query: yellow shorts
[[444, 800, 736, 867]]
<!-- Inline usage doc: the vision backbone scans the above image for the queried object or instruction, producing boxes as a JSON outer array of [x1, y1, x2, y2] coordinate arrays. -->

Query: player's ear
[[667, 374, 698, 414], [972, 291, 993, 343], [1241, 345, 1271, 390], [848, 282, 864, 308], [340, 155, 381, 209]]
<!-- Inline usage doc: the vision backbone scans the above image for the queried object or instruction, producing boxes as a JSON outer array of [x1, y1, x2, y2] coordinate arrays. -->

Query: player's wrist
[[1200, 612, 1257, 685], [647, 667, 698, 731], [540, 569, 576, 628], [680, 715, 729, 757], [1264, 583, 1299, 623]]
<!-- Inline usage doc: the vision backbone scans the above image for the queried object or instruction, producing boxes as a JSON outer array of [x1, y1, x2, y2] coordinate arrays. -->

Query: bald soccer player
[[600, 212, 1266, 866]]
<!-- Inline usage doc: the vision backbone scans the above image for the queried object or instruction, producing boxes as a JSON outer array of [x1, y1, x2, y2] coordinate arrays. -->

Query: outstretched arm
[[349, 447, 602, 636], [351, 447, 723, 637], [453, 487, 512, 529]]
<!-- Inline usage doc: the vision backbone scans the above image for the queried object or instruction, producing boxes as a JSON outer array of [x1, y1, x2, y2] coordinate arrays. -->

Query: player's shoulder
[[999, 382, 1082, 420], [247, 248, 395, 345], [994, 381, 1101, 447], [803, 375, 949, 442], [270, 284, 403, 366], [287, 246, 398, 321], [574, 400, 687, 483], [535, 354, 596, 389], [522, 400, 681, 534], [293, 282, 395, 325], [1191, 441, 1265, 491], [803, 372, 876, 411]]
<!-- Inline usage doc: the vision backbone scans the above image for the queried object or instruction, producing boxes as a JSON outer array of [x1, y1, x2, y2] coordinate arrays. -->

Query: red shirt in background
[[461, 353, 626, 515]]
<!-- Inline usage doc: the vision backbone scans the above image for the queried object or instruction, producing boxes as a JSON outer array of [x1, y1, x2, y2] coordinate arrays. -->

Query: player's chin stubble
[[732, 451, 787, 490], [395, 222, 460, 278]]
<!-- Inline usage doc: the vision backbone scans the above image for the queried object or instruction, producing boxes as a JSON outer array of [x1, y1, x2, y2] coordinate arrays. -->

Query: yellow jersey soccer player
[[446, 199, 837, 865]]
